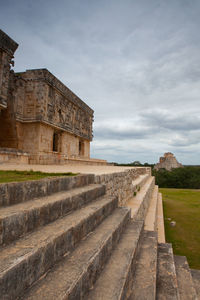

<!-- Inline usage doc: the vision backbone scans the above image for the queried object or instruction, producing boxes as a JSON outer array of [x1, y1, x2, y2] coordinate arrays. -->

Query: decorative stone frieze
[[15, 69, 93, 141], [0, 30, 18, 110]]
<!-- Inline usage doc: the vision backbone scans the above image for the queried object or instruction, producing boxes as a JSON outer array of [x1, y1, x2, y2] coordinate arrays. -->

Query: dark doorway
[[79, 140, 84, 156], [53, 132, 59, 152]]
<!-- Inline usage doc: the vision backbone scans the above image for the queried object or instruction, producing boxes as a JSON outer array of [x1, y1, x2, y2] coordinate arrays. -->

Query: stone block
[[0, 174, 96, 207], [0, 184, 106, 246], [22, 208, 130, 300], [0, 195, 118, 299], [0, 184, 8, 206], [7, 182, 25, 205], [86, 220, 143, 300], [157, 243, 180, 299]]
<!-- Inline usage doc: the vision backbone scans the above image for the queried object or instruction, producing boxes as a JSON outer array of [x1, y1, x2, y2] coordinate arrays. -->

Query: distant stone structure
[[154, 152, 183, 171], [0, 29, 106, 165]]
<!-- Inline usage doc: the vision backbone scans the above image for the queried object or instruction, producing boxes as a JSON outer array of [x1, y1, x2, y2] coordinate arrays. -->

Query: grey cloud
[[141, 110, 200, 131], [1, 0, 200, 164], [94, 123, 154, 140]]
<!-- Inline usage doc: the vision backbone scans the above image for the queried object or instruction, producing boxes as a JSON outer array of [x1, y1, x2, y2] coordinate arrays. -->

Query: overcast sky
[[1, 0, 200, 164]]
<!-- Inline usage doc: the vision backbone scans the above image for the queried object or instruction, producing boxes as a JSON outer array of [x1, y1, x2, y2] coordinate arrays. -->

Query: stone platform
[[0, 166, 199, 299], [0, 163, 147, 175]]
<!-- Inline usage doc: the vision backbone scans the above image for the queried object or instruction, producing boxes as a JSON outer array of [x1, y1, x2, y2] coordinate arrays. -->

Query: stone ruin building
[[0, 29, 106, 165], [154, 152, 183, 171]]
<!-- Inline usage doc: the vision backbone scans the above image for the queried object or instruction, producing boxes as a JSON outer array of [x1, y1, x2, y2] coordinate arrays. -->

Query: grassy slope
[[0, 170, 77, 183], [160, 188, 200, 269]]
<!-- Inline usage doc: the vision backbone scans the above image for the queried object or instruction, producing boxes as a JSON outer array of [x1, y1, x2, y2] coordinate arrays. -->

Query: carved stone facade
[[0, 29, 98, 164], [154, 152, 183, 171], [0, 30, 18, 110]]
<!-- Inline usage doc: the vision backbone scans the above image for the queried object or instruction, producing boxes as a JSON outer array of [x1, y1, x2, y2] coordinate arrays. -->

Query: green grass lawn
[[0, 170, 77, 183], [160, 188, 200, 269]]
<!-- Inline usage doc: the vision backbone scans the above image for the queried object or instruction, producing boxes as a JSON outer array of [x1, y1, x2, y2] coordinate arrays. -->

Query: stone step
[[86, 220, 143, 300], [0, 183, 105, 246], [157, 243, 180, 300], [126, 176, 155, 221], [129, 230, 157, 300], [0, 174, 94, 207], [157, 192, 166, 243], [144, 185, 158, 231], [21, 208, 131, 300], [174, 256, 197, 300], [94, 171, 150, 207], [131, 173, 150, 191], [191, 269, 200, 299], [0, 194, 117, 300]]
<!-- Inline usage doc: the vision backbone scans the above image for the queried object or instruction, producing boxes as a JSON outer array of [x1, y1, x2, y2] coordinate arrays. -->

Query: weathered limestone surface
[[0, 184, 106, 246], [174, 255, 197, 300], [0, 30, 18, 110], [0, 147, 29, 164], [154, 152, 183, 171], [126, 176, 155, 221], [0, 173, 94, 207], [0, 169, 199, 299], [95, 167, 151, 206], [0, 194, 118, 299], [86, 220, 143, 300], [157, 243, 180, 299], [130, 231, 157, 300], [157, 192, 166, 243], [191, 269, 200, 298], [14, 69, 93, 141], [23, 208, 130, 300]]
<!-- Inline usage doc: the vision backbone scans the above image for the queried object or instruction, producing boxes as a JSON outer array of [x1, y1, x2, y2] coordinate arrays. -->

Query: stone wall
[[0, 31, 19, 148], [95, 167, 151, 206], [0, 148, 29, 164], [15, 122, 91, 163], [0, 30, 18, 110], [16, 69, 93, 141], [0, 73, 19, 149], [16, 122, 40, 153]]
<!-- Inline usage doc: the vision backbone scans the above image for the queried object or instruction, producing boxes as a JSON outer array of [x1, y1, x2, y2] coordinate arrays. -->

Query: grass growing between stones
[[160, 188, 200, 269], [0, 170, 77, 183]]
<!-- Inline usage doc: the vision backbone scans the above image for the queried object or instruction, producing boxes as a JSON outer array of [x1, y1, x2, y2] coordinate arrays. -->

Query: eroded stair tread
[[174, 255, 197, 300], [191, 269, 200, 299], [126, 176, 155, 220], [0, 183, 104, 217], [131, 173, 150, 188], [86, 220, 143, 300], [157, 243, 180, 300], [21, 208, 130, 300], [0, 174, 95, 207], [157, 193, 165, 243], [144, 185, 158, 231], [0, 183, 105, 246], [0, 195, 117, 300], [129, 230, 157, 300]]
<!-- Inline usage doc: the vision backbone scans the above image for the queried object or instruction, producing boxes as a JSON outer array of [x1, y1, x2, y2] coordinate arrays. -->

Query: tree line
[[152, 166, 200, 189]]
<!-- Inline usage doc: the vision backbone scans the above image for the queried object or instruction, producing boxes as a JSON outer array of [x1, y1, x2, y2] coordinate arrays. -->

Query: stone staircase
[[0, 172, 199, 299]]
